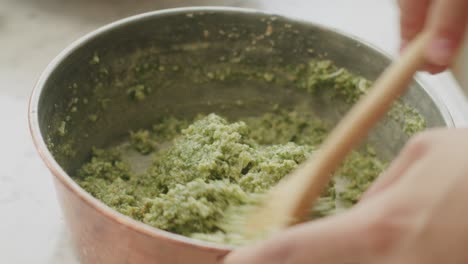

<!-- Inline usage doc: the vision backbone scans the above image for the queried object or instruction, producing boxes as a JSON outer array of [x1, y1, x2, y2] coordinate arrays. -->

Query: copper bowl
[[29, 7, 454, 264]]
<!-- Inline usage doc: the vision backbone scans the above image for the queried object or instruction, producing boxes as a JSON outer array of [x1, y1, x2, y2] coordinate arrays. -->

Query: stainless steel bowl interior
[[34, 7, 451, 198]]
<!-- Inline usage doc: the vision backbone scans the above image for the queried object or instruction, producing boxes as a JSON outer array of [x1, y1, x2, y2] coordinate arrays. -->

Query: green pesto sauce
[[70, 59, 424, 246], [75, 110, 385, 245]]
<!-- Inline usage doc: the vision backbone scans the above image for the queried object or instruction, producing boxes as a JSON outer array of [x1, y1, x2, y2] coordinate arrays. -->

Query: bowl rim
[[28, 6, 455, 253]]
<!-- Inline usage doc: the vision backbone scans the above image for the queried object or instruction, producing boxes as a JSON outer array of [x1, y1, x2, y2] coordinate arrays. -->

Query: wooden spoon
[[245, 32, 433, 237]]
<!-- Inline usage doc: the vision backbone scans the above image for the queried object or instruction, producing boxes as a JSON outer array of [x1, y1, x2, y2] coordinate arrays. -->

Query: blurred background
[[1, 0, 467, 263]]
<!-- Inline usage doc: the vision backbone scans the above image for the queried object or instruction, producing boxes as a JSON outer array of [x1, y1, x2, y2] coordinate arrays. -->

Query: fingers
[[225, 130, 451, 264], [398, 0, 431, 45], [224, 208, 372, 264], [398, 0, 468, 73], [425, 0, 468, 67]]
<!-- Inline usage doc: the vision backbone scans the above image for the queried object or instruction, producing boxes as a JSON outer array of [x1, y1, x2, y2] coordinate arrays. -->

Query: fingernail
[[426, 37, 457, 66]]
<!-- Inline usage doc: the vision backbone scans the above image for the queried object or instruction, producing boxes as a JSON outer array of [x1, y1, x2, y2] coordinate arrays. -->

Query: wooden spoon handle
[[289, 31, 432, 222]]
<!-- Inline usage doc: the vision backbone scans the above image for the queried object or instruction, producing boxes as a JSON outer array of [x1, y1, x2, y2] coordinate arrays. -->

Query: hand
[[398, 0, 468, 73], [224, 129, 468, 264]]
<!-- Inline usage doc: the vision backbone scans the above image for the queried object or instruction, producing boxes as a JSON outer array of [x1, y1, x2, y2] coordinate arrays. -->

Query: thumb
[[224, 205, 377, 264]]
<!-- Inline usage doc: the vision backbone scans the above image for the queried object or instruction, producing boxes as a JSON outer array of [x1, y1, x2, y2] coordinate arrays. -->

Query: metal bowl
[[29, 7, 453, 264]]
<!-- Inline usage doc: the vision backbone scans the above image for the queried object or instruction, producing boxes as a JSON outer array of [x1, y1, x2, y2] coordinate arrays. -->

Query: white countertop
[[1, 0, 467, 263]]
